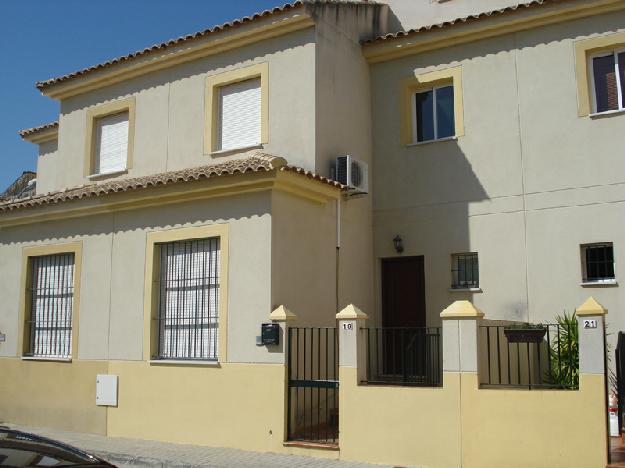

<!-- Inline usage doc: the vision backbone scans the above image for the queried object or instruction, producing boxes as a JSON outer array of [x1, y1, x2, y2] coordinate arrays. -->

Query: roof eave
[[39, 9, 314, 100], [363, 0, 625, 64]]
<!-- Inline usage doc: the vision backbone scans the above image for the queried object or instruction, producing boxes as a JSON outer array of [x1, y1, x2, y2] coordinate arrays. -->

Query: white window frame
[[412, 84, 456, 144], [588, 48, 625, 115], [580, 242, 617, 286]]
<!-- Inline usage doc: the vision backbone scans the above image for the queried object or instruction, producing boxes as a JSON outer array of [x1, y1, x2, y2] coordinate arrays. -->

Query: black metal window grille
[[451, 252, 479, 289], [480, 324, 578, 390], [363, 327, 442, 387], [27, 253, 75, 358], [156, 238, 220, 360], [583, 243, 615, 282]]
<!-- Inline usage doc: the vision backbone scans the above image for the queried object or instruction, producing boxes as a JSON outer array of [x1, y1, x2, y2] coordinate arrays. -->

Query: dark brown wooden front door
[[381, 256, 426, 328]]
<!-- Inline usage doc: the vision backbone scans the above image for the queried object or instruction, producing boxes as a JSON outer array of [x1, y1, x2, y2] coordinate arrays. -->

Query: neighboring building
[[0, 0, 623, 465], [0, 171, 36, 201]]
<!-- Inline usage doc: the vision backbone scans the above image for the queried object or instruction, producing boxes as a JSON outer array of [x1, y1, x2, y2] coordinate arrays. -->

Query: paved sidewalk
[[6, 424, 390, 468]]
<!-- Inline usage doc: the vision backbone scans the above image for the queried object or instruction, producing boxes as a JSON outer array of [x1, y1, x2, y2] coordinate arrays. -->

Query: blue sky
[[0, 0, 283, 191]]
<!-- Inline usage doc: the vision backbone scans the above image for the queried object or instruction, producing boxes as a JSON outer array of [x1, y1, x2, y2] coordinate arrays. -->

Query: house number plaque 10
[[342, 323, 353, 331], [583, 319, 598, 329]]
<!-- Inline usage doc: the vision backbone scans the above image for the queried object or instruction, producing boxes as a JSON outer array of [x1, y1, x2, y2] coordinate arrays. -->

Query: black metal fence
[[362, 327, 442, 386], [479, 324, 579, 390], [287, 327, 339, 445]]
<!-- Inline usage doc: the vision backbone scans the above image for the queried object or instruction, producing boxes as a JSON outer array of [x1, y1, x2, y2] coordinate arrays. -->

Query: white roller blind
[[95, 111, 129, 174], [218, 78, 261, 151]]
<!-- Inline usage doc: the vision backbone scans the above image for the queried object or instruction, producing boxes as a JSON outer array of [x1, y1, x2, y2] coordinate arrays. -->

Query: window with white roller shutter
[[94, 111, 129, 174], [217, 78, 261, 151]]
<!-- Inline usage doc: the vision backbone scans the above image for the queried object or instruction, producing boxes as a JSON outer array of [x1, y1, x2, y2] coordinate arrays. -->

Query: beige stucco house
[[0, 0, 624, 466]]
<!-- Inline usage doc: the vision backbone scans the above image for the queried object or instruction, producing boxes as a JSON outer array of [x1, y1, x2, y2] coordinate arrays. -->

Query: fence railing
[[287, 327, 339, 445], [362, 327, 442, 387], [479, 324, 578, 390]]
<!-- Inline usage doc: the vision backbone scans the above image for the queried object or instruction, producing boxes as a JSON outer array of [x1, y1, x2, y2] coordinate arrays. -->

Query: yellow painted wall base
[[339, 368, 607, 468], [0, 358, 108, 434], [0, 357, 608, 468], [107, 361, 287, 453], [461, 373, 608, 468]]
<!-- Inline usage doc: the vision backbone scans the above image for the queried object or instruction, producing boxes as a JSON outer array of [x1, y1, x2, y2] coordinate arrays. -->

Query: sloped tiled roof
[[18, 121, 59, 139], [36, 1, 373, 92], [363, 0, 569, 44], [0, 153, 343, 214]]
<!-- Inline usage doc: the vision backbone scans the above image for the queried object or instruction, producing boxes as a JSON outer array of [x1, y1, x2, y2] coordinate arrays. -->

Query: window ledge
[[210, 144, 263, 157], [149, 359, 221, 367], [449, 287, 482, 293], [88, 169, 128, 180], [22, 356, 72, 363], [407, 136, 457, 148], [589, 109, 625, 119], [580, 280, 618, 287]]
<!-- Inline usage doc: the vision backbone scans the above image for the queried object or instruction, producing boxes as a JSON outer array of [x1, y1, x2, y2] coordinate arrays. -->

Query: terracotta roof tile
[[18, 121, 59, 138], [0, 153, 342, 214], [36, 1, 372, 92], [363, 0, 567, 44]]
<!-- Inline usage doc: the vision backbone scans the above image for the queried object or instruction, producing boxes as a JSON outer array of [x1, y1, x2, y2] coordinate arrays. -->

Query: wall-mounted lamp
[[393, 235, 404, 254]]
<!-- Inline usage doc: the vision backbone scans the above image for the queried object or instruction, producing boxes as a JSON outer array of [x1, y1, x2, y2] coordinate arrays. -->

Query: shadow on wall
[[372, 138, 488, 328]]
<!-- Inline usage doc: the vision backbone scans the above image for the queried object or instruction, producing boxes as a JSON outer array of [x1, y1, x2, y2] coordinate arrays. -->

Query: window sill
[[88, 169, 128, 180], [407, 136, 457, 147], [22, 356, 72, 363], [449, 287, 482, 293], [580, 280, 618, 287], [589, 109, 625, 119], [149, 359, 221, 367], [210, 144, 263, 157]]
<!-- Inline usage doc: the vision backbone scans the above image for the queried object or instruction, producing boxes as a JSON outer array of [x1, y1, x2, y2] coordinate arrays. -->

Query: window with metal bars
[[590, 50, 625, 113], [451, 252, 479, 289], [582, 243, 615, 283], [156, 238, 220, 360], [26, 253, 75, 358]]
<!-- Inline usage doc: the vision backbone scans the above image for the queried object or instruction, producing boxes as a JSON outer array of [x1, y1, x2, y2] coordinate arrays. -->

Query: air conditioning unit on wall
[[332, 155, 369, 194]]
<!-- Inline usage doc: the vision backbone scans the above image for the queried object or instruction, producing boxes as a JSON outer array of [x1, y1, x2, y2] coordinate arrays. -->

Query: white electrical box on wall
[[96, 374, 118, 407]]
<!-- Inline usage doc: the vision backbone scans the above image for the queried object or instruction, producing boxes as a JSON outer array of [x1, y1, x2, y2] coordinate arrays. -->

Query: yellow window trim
[[84, 97, 136, 178], [143, 224, 230, 363], [204, 62, 269, 154], [399, 66, 464, 146], [18, 242, 83, 360], [575, 31, 625, 117]]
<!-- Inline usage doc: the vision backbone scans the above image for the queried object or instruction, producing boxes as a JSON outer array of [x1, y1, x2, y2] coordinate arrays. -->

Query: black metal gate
[[616, 331, 625, 434], [287, 327, 338, 445]]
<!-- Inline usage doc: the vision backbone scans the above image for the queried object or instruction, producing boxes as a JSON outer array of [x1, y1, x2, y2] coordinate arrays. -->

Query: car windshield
[[0, 430, 105, 467]]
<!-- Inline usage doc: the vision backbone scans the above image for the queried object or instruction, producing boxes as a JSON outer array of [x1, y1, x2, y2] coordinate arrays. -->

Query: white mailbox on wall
[[96, 374, 118, 406]]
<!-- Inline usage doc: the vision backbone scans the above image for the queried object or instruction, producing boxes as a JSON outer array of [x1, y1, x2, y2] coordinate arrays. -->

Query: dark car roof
[[0, 428, 114, 467]]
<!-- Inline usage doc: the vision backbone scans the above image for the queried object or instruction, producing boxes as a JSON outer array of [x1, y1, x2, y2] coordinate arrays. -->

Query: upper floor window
[[26, 253, 75, 359], [590, 50, 625, 114], [413, 85, 455, 143], [205, 63, 268, 155], [400, 66, 464, 146], [85, 97, 135, 178], [451, 252, 479, 290], [218, 78, 262, 152], [95, 111, 129, 174], [581, 243, 615, 284]]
